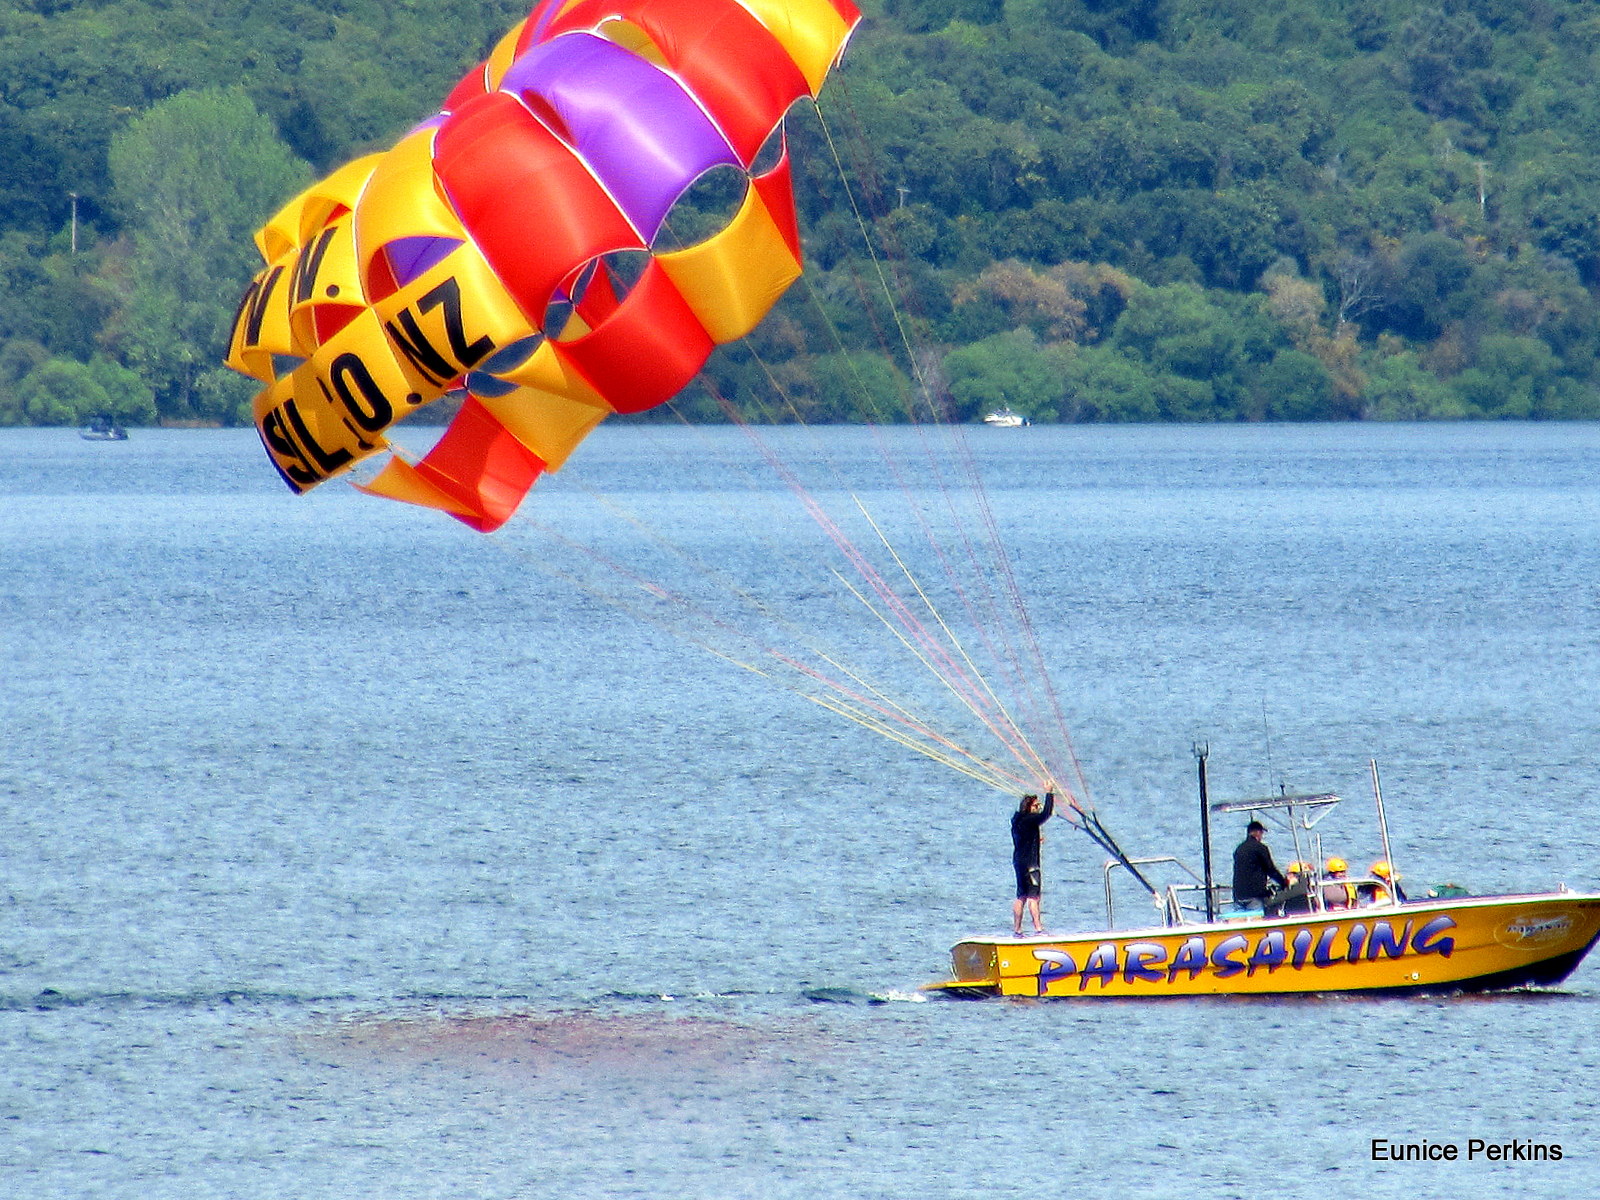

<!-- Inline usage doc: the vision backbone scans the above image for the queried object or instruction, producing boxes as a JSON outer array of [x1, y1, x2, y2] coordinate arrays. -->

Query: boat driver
[[1231, 820, 1286, 911]]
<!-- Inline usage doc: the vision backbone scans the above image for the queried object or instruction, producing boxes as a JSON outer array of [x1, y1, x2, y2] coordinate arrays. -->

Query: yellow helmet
[[1285, 861, 1309, 874], [1325, 856, 1348, 874], [1371, 860, 1395, 879]]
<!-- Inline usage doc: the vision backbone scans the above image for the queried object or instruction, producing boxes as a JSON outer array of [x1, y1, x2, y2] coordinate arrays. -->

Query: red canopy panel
[[435, 91, 644, 326], [408, 396, 547, 531]]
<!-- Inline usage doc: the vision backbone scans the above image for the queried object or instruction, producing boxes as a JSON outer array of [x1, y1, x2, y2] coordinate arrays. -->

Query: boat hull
[[926, 892, 1600, 998]]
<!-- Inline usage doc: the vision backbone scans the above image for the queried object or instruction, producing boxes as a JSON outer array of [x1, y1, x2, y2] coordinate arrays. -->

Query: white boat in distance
[[982, 408, 1030, 427], [79, 415, 128, 441]]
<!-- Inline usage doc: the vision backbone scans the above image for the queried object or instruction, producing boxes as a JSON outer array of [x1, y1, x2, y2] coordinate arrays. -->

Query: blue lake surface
[[3, 421, 1600, 1197]]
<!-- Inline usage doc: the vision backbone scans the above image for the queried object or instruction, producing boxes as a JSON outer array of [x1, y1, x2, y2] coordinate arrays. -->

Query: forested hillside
[[5, 0, 1600, 426]]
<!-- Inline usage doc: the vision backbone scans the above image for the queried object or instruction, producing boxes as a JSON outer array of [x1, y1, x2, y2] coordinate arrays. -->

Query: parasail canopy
[[226, 0, 860, 532]]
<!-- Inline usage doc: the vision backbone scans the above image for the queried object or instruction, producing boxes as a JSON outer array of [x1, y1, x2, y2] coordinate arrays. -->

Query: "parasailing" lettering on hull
[[1032, 915, 1458, 992]]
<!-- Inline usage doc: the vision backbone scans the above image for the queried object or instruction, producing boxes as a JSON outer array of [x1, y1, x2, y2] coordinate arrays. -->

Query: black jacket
[[1011, 793, 1055, 867], [1231, 836, 1286, 903]]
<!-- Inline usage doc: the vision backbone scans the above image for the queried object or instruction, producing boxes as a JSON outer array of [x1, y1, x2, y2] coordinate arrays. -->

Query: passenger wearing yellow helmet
[[1265, 859, 1314, 916], [1369, 860, 1408, 903], [1321, 857, 1356, 910]]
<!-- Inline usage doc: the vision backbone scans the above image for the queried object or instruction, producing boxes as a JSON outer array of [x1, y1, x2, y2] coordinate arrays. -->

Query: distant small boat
[[982, 408, 1029, 427], [80, 416, 128, 441]]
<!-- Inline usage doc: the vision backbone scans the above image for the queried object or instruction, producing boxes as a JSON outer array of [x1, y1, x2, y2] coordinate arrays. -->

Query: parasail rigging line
[[618, 247, 1070, 796], [822, 565, 1047, 789], [776, 622, 1034, 790], [485, 423, 1058, 796], [767, 631, 1034, 792], [813, 94, 1076, 715], [558, 393, 1046, 785], [823, 75, 1097, 808], [811, 100, 934, 401], [771, 269, 1069, 773], [807, 88, 1094, 805], [824, 141, 1092, 812], [712, 386, 1066, 794], [846, 498, 1058, 786], [496, 480, 1035, 794], [662, 190, 1088, 800], [859, 421, 1079, 792], [589, 351, 1059, 794], [539, 460, 1033, 789], [705, 214, 1078, 794]]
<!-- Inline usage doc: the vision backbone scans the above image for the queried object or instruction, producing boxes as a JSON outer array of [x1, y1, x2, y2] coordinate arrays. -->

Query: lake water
[[3, 421, 1599, 1198]]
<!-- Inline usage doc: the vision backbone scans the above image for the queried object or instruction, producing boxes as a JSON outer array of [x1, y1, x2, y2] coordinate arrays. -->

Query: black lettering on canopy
[[231, 265, 286, 352], [420, 276, 495, 369], [290, 227, 340, 306], [327, 353, 395, 433], [258, 406, 319, 490], [339, 415, 379, 453], [282, 395, 354, 475], [382, 276, 496, 387], [385, 308, 456, 385]]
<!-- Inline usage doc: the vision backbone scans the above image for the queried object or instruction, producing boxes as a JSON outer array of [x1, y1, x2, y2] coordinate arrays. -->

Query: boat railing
[[1103, 856, 1211, 928], [1165, 881, 1227, 925]]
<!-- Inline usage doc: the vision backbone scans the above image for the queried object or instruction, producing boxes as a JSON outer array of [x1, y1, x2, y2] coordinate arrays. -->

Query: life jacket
[[1321, 880, 1357, 910]]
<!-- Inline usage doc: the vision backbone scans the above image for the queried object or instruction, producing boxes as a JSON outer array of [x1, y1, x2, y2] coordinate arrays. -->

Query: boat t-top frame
[[1213, 790, 1343, 886], [1100, 753, 1402, 929]]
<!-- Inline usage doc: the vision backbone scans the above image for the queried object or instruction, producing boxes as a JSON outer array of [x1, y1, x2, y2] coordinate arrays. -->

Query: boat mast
[[1370, 759, 1396, 886], [1195, 743, 1216, 921]]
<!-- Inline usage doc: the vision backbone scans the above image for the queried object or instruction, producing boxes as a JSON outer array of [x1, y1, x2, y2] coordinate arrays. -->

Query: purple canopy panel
[[384, 236, 464, 288], [407, 113, 448, 136], [498, 33, 739, 243]]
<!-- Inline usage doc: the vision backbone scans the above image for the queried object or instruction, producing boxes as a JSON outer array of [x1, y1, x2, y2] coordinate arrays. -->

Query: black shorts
[[1015, 863, 1041, 899]]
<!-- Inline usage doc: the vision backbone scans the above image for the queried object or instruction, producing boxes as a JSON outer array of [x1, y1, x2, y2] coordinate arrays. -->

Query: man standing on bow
[[1011, 791, 1055, 935]]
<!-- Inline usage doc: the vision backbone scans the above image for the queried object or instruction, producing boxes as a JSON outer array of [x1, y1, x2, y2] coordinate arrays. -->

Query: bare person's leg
[[1028, 896, 1044, 932], [1012, 897, 1024, 935]]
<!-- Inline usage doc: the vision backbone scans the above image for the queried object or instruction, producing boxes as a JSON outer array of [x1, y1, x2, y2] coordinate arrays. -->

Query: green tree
[[783, 351, 914, 422], [1374, 233, 1482, 341], [1060, 345, 1160, 422], [1106, 282, 1285, 417], [1517, 156, 1600, 286], [0, 338, 49, 425], [1362, 351, 1467, 420], [4, 357, 108, 425], [1450, 334, 1570, 419], [941, 329, 1068, 421], [1059, 343, 1216, 422], [1395, 8, 1512, 127], [1251, 348, 1337, 421], [88, 353, 157, 425], [108, 88, 309, 423], [885, 0, 1004, 34]]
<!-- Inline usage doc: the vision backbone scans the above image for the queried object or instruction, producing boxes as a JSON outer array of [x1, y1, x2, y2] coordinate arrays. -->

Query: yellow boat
[[926, 755, 1600, 999], [927, 890, 1600, 998]]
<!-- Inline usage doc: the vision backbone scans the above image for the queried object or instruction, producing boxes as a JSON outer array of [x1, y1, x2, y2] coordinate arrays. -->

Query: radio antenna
[[1261, 697, 1278, 794]]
